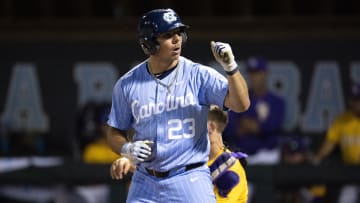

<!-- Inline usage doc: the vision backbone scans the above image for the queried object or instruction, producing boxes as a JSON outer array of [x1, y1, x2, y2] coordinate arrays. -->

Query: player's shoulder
[[115, 60, 147, 86], [180, 56, 224, 78], [260, 92, 286, 107], [181, 56, 208, 71], [121, 61, 146, 80], [180, 56, 201, 70], [335, 111, 356, 123], [266, 91, 284, 101]]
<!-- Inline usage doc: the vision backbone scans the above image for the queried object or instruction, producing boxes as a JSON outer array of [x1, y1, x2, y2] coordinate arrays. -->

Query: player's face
[[248, 71, 267, 93], [156, 28, 183, 60]]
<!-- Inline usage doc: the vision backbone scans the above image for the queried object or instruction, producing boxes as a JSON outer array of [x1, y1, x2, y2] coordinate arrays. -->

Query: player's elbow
[[232, 97, 250, 113]]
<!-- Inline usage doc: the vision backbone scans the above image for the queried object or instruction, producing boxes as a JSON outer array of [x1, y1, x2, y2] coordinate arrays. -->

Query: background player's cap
[[350, 82, 360, 99], [246, 56, 267, 72]]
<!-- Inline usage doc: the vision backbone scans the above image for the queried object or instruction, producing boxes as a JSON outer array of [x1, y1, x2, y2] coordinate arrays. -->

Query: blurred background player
[[80, 102, 120, 164], [279, 135, 326, 203], [106, 8, 250, 203], [310, 81, 360, 203], [110, 105, 249, 203], [75, 102, 121, 203], [222, 56, 285, 203], [223, 56, 285, 164]]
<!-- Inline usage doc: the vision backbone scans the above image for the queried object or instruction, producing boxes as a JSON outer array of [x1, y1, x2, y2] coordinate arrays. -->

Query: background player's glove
[[121, 140, 153, 163], [210, 41, 238, 73]]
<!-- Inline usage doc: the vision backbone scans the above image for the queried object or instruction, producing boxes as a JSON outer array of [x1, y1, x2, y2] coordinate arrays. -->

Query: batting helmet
[[138, 8, 189, 55]]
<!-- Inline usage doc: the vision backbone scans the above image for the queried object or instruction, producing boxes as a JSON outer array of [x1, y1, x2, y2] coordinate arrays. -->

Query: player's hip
[[128, 166, 215, 202]]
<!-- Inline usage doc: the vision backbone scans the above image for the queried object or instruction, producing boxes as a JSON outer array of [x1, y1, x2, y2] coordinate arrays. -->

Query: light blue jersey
[[108, 56, 228, 171]]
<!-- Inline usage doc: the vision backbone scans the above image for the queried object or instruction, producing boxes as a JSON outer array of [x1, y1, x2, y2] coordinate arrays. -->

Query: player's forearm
[[314, 141, 336, 163], [210, 41, 250, 112], [226, 71, 250, 112], [106, 126, 128, 155]]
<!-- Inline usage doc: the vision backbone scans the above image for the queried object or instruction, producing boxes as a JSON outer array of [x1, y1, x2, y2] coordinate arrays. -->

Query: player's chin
[[170, 52, 181, 60]]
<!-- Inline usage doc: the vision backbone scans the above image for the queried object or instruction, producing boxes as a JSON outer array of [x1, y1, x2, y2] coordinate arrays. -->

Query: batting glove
[[121, 140, 153, 163], [211, 41, 238, 74]]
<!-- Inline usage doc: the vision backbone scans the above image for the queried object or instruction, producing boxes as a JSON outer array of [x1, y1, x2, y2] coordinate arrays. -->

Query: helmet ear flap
[[181, 32, 187, 44], [139, 37, 159, 55]]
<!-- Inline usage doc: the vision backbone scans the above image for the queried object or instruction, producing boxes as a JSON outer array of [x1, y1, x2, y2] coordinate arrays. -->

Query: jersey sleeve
[[107, 79, 132, 130], [197, 65, 228, 108]]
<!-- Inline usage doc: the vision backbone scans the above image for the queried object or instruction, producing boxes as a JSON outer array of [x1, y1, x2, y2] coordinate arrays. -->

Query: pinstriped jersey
[[107, 56, 228, 171]]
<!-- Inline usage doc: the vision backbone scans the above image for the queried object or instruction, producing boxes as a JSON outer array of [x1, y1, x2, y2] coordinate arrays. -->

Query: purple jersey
[[223, 91, 285, 154], [108, 56, 228, 171]]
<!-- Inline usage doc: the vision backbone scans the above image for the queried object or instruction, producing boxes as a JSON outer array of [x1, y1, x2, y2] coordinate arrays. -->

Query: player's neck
[[148, 57, 178, 74], [252, 87, 267, 97], [209, 133, 225, 160]]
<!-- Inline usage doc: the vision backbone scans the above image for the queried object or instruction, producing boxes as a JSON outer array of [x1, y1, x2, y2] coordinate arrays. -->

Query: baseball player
[[223, 56, 285, 158], [207, 105, 248, 203], [310, 82, 360, 203], [106, 8, 250, 203], [110, 105, 249, 203]]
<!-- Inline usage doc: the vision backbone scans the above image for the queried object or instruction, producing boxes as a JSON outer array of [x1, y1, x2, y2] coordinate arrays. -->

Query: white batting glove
[[121, 140, 153, 163], [210, 41, 238, 73]]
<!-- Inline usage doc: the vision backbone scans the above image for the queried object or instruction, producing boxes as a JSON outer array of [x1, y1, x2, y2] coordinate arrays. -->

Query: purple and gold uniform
[[208, 149, 248, 203]]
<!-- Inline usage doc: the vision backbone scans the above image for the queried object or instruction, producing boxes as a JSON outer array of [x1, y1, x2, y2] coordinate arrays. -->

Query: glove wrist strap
[[224, 61, 238, 72], [225, 61, 239, 75], [225, 67, 239, 76], [120, 142, 131, 156]]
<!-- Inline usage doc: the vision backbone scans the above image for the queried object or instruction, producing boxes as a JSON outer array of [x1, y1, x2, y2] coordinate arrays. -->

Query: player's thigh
[[164, 168, 216, 203], [126, 171, 158, 203]]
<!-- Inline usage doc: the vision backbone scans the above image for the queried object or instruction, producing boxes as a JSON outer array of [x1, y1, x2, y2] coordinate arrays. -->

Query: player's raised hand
[[110, 157, 134, 180], [121, 140, 153, 163], [210, 41, 238, 73]]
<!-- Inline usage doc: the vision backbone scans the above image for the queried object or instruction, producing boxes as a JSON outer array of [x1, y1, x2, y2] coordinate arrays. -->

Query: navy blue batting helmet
[[138, 8, 189, 55]]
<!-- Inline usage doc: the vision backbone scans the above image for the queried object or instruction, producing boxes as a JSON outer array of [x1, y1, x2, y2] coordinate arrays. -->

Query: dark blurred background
[[0, 1, 360, 203], [1, 0, 359, 156]]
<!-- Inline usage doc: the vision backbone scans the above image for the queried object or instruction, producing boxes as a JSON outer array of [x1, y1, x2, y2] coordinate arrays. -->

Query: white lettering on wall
[[73, 62, 118, 106], [301, 61, 344, 132], [1, 63, 49, 132]]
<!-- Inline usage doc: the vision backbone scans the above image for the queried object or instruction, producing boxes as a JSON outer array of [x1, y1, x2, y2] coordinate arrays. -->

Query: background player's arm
[[311, 140, 336, 164], [110, 157, 136, 180]]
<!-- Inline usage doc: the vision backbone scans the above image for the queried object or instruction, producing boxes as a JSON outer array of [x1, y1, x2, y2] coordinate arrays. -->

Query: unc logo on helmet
[[163, 11, 177, 23], [138, 8, 189, 55]]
